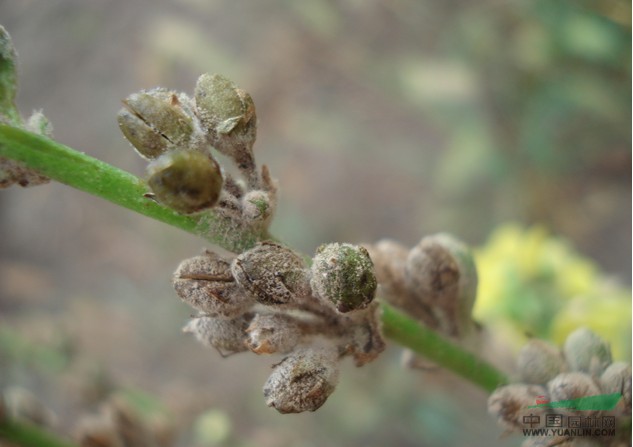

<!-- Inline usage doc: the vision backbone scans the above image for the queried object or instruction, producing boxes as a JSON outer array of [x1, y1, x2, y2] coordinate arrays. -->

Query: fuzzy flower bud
[[246, 313, 302, 354], [241, 190, 275, 228], [194, 74, 256, 161], [310, 243, 377, 313], [488, 384, 549, 431], [600, 362, 631, 413], [263, 346, 339, 414], [173, 251, 254, 318], [517, 340, 566, 385], [118, 88, 200, 159], [404, 233, 478, 337], [563, 328, 612, 376], [183, 314, 251, 355], [231, 241, 310, 305], [147, 150, 223, 214], [547, 372, 602, 417]]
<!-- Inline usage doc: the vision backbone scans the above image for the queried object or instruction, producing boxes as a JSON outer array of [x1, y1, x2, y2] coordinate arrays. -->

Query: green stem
[[381, 304, 507, 392], [0, 125, 263, 252], [0, 418, 77, 447], [0, 124, 509, 394]]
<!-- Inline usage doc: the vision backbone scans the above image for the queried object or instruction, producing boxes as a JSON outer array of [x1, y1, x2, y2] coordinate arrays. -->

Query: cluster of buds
[[364, 233, 478, 340], [488, 328, 631, 446], [365, 234, 478, 370], [174, 241, 385, 413], [117, 73, 276, 227], [118, 73, 385, 414]]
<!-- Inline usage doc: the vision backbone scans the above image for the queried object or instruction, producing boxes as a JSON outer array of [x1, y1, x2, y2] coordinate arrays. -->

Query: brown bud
[[245, 313, 302, 354], [488, 384, 549, 431], [263, 346, 339, 414], [403, 233, 478, 337], [517, 340, 566, 385], [547, 372, 602, 416], [600, 362, 631, 414], [182, 314, 251, 355], [363, 239, 409, 301], [173, 251, 254, 318], [231, 241, 310, 305]]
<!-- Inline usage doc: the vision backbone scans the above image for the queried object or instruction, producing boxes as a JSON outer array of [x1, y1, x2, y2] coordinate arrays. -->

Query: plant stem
[[0, 123, 509, 393], [0, 418, 77, 447], [0, 125, 264, 252], [381, 304, 507, 392]]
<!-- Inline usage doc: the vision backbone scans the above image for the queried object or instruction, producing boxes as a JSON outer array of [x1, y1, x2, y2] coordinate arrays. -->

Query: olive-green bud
[[231, 241, 309, 305], [0, 26, 19, 125], [310, 243, 377, 313], [173, 251, 254, 318], [263, 346, 339, 414], [147, 150, 223, 214], [404, 233, 478, 337], [488, 384, 549, 431], [245, 313, 302, 354], [600, 362, 631, 413], [517, 340, 566, 385], [194, 73, 256, 140], [182, 314, 251, 355], [118, 88, 199, 159], [563, 328, 612, 376]]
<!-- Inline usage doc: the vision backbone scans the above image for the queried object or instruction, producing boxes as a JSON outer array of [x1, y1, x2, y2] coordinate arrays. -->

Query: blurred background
[[0, 1, 630, 446]]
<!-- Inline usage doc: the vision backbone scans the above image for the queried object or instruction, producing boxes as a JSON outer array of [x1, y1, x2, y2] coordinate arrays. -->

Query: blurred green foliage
[[474, 223, 631, 360]]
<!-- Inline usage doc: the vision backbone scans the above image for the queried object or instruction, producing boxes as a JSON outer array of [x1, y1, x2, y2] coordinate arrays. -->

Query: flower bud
[[147, 150, 223, 214], [263, 346, 339, 413], [310, 243, 377, 313], [182, 314, 251, 355], [363, 239, 409, 300], [231, 242, 309, 305], [173, 251, 254, 318], [118, 88, 199, 159], [600, 362, 631, 413], [563, 328, 612, 376], [246, 313, 302, 354], [0, 26, 19, 124], [194, 74, 256, 143], [488, 384, 549, 430], [241, 190, 275, 228], [517, 340, 566, 385], [404, 233, 478, 337], [547, 372, 603, 418]]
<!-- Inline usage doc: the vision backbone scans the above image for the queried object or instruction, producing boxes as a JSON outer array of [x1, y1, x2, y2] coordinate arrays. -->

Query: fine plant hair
[[0, 26, 630, 447]]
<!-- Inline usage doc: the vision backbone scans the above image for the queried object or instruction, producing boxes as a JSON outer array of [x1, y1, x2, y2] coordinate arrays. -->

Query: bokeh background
[[0, 1, 630, 446]]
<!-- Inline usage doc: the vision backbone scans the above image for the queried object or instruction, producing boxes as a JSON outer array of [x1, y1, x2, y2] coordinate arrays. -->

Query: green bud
[[118, 88, 198, 159], [194, 73, 255, 138], [517, 340, 566, 385], [263, 346, 339, 413], [563, 328, 612, 376], [231, 242, 309, 305], [147, 150, 223, 214], [310, 243, 377, 313]]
